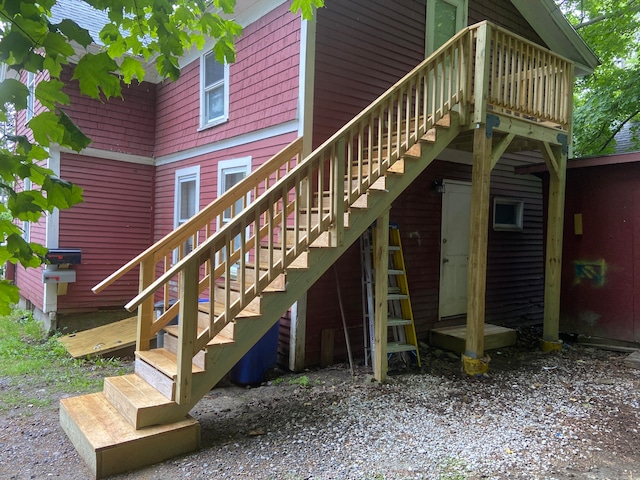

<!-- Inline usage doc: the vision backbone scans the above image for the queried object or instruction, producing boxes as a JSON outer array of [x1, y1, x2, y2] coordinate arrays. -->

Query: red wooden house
[[11, 0, 599, 476]]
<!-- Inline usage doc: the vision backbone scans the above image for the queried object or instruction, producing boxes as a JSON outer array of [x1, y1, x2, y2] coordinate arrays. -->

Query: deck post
[[137, 258, 155, 351], [175, 261, 198, 405], [463, 125, 492, 375], [541, 142, 567, 351], [373, 209, 390, 382]]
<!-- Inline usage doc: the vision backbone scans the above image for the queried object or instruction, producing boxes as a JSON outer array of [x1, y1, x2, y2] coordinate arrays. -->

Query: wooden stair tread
[[104, 374, 173, 409], [164, 325, 235, 346], [198, 301, 261, 318], [60, 393, 200, 478], [136, 349, 205, 379]]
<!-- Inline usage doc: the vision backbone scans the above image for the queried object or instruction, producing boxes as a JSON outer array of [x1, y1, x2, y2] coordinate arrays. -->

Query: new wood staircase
[[60, 22, 573, 478]]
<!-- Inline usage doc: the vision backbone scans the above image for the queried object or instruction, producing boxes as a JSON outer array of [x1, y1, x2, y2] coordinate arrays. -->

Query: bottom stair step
[[60, 392, 200, 479]]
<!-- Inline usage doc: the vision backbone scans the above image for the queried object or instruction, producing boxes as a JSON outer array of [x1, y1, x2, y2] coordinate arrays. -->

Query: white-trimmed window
[[26, 72, 35, 121], [426, 0, 468, 55], [493, 197, 524, 231], [200, 51, 229, 128], [174, 166, 200, 261], [217, 157, 251, 275], [22, 178, 32, 242]]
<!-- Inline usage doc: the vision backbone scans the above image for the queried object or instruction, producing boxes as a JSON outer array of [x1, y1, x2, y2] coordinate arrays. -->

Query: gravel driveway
[[2, 336, 640, 479]]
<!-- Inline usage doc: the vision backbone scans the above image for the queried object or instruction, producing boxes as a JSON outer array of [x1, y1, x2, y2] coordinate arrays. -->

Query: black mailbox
[[46, 248, 82, 265]]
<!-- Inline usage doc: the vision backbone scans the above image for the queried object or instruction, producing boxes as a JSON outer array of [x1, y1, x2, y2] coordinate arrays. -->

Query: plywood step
[[103, 374, 178, 429], [60, 393, 200, 479], [429, 323, 517, 354], [58, 316, 137, 358]]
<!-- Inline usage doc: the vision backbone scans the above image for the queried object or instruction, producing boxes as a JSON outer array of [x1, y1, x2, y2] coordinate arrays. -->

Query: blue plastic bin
[[230, 320, 279, 385]]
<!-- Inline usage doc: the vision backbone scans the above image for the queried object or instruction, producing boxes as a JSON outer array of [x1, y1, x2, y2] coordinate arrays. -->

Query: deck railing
[[95, 22, 574, 405]]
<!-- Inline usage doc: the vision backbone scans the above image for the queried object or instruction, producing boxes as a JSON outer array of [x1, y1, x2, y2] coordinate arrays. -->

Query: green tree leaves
[[0, 0, 321, 313], [557, 0, 640, 156]]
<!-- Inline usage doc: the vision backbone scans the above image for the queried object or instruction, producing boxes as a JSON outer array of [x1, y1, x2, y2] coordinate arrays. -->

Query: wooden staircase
[[60, 22, 574, 478]]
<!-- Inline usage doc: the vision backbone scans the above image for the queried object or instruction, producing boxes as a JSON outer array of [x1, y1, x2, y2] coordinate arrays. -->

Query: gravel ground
[[2, 335, 640, 480]]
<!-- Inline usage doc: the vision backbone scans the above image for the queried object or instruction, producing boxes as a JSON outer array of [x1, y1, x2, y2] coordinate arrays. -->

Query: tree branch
[[598, 110, 640, 153], [576, 2, 640, 29]]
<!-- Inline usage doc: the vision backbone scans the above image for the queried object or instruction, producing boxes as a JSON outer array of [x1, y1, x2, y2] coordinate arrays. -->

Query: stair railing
[[101, 22, 574, 406], [93, 137, 304, 350]]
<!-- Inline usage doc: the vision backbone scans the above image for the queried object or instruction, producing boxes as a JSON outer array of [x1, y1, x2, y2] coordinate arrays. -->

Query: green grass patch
[[0, 309, 132, 411]]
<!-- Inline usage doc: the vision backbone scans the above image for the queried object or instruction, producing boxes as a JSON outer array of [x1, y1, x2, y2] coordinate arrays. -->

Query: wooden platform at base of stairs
[[60, 393, 200, 479], [428, 323, 517, 354], [58, 316, 138, 358]]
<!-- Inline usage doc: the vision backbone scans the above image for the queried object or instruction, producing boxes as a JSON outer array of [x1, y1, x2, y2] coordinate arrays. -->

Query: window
[[22, 178, 32, 242], [426, 0, 468, 55], [200, 51, 229, 128], [174, 166, 200, 261], [26, 72, 35, 121], [493, 197, 524, 231], [217, 157, 251, 275]]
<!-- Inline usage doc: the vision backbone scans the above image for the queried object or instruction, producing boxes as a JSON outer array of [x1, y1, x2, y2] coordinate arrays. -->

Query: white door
[[439, 180, 471, 318]]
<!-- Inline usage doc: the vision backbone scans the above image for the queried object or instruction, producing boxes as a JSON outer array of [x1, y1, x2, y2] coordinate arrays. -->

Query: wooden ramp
[[58, 317, 137, 358], [429, 324, 517, 354]]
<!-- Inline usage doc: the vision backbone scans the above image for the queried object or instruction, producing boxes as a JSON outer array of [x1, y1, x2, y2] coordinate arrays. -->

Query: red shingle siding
[[60, 66, 156, 158], [154, 2, 301, 157], [469, 0, 545, 45], [56, 153, 154, 310]]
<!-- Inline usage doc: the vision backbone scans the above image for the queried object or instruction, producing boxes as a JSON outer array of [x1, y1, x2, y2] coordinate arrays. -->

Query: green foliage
[[557, 0, 640, 156], [0, 309, 131, 410], [0, 0, 321, 308], [289, 375, 311, 387]]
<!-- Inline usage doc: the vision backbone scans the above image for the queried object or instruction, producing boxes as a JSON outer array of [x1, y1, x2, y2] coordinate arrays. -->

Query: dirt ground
[[2, 330, 640, 479]]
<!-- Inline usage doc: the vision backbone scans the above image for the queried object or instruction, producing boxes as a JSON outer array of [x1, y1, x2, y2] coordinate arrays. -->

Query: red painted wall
[[61, 66, 156, 158], [57, 153, 155, 311], [560, 162, 640, 342], [154, 2, 300, 157]]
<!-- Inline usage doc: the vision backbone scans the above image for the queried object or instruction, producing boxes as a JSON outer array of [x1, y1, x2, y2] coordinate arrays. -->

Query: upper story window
[[426, 0, 468, 55], [26, 72, 35, 121], [200, 51, 229, 129]]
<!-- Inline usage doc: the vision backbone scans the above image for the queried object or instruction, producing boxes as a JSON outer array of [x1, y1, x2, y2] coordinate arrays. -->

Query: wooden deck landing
[[58, 316, 137, 358], [60, 393, 200, 479], [429, 324, 517, 354]]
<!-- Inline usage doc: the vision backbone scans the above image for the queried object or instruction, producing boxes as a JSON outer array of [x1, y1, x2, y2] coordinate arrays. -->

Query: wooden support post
[[137, 258, 155, 351], [330, 137, 346, 247], [289, 295, 307, 372], [473, 23, 491, 125], [541, 142, 567, 351], [373, 209, 390, 382], [464, 126, 492, 374], [175, 262, 198, 406]]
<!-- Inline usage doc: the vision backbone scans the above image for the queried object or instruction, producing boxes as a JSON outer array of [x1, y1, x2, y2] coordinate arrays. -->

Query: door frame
[[438, 179, 472, 319]]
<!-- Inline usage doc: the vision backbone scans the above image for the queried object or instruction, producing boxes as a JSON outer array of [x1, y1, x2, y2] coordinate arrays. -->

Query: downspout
[[43, 147, 61, 331]]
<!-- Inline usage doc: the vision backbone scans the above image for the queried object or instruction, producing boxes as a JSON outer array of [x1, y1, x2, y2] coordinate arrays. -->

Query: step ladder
[[362, 223, 420, 368]]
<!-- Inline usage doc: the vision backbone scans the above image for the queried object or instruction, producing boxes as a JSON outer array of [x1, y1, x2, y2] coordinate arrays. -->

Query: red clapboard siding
[[313, 0, 427, 148], [154, 2, 300, 158], [153, 133, 297, 242], [55, 153, 154, 310], [15, 217, 47, 311], [61, 66, 156, 158]]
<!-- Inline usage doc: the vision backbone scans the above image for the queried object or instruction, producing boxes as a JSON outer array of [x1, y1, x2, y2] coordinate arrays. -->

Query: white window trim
[[426, 0, 468, 56], [173, 166, 200, 263], [26, 72, 35, 122], [217, 157, 252, 276], [493, 197, 524, 231], [22, 178, 32, 242], [199, 52, 230, 130]]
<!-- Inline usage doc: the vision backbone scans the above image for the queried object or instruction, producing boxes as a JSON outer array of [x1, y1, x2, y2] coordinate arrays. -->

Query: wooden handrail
[[92, 137, 303, 294]]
